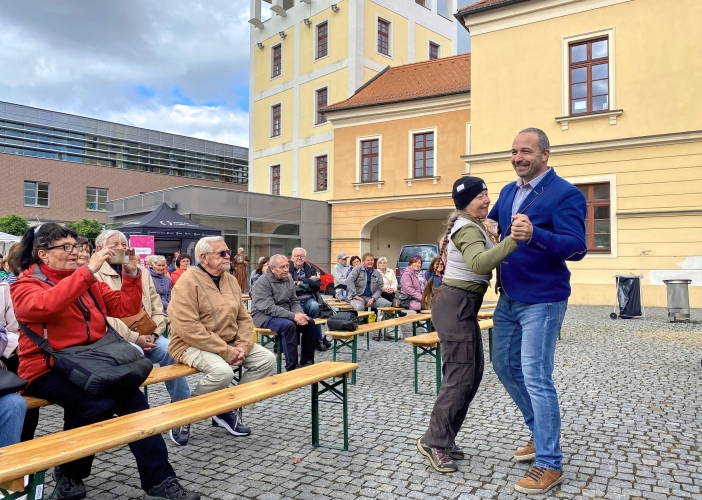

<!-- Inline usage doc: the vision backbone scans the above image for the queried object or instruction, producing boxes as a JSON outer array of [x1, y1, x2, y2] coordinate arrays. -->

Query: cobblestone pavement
[[32, 305, 701, 500]]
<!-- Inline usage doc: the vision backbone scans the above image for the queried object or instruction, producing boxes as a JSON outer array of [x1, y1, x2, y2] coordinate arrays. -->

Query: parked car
[[395, 244, 440, 290], [288, 259, 336, 295]]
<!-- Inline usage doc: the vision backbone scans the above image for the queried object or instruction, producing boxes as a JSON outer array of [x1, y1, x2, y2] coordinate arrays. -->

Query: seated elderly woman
[[169, 253, 191, 287], [149, 255, 172, 313], [376, 256, 398, 303], [400, 256, 427, 311], [11, 223, 199, 500]]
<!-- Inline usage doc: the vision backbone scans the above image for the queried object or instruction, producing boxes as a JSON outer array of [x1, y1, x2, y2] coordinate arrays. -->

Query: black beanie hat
[[452, 176, 487, 211]]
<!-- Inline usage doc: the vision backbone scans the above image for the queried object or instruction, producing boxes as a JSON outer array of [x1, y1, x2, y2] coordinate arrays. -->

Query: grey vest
[[443, 217, 493, 286]]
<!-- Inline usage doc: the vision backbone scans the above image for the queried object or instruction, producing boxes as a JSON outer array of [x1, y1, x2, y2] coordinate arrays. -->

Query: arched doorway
[[360, 208, 452, 269]]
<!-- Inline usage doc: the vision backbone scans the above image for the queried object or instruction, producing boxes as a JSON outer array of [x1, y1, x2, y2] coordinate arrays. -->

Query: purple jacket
[[400, 267, 424, 311], [149, 268, 172, 313]]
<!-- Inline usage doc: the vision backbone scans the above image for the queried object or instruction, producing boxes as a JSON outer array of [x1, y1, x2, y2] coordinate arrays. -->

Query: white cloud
[[0, 0, 251, 147], [112, 104, 249, 147]]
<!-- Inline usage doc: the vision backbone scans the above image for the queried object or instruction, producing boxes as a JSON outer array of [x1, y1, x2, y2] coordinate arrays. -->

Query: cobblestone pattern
[[31, 306, 701, 499]]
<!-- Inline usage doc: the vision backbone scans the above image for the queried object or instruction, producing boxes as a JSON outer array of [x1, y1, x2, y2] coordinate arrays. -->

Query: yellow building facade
[[324, 54, 472, 271], [457, 0, 702, 307], [248, 0, 459, 202]]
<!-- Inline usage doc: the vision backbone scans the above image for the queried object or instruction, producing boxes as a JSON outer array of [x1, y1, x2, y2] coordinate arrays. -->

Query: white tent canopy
[[0, 232, 21, 256]]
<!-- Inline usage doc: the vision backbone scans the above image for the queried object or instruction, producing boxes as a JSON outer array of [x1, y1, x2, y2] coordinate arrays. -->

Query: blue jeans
[[300, 297, 323, 340], [131, 335, 191, 402], [261, 316, 316, 371], [0, 392, 26, 447], [492, 295, 567, 471]]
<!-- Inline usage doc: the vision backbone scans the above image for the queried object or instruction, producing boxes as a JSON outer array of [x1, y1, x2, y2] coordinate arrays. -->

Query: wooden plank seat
[[255, 311, 375, 374], [22, 363, 199, 410], [404, 319, 494, 396], [327, 313, 432, 384], [0, 361, 357, 499]]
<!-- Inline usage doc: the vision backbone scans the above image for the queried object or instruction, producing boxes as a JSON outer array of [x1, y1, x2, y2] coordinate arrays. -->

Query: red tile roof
[[323, 53, 471, 112], [457, 0, 528, 15]]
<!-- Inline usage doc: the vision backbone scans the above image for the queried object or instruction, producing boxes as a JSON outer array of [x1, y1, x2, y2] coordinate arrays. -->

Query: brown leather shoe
[[513, 436, 535, 461], [514, 466, 563, 494]]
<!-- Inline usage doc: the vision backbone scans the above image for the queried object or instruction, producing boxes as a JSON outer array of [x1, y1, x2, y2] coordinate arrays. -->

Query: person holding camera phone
[[94, 230, 192, 446]]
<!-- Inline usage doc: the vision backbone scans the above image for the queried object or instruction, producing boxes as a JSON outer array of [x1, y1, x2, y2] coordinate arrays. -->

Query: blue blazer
[[488, 168, 587, 304]]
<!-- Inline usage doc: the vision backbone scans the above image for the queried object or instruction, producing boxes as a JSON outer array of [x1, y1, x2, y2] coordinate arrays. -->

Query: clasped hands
[[510, 214, 533, 241]]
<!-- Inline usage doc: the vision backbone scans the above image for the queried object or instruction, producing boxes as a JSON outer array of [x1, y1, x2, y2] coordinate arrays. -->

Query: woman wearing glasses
[[10, 223, 199, 500], [416, 177, 526, 475]]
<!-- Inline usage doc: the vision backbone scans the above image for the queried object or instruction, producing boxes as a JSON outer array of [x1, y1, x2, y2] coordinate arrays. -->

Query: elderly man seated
[[250, 254, 316, 371], [289, 247, 331, 352], [94, 229, 192, 446], [168, 236, 276, 440], [346, 252, 393, 312]]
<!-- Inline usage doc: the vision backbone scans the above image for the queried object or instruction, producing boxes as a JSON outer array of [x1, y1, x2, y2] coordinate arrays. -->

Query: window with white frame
[[360, 139, 380, 182], [413, 132, 434, 177], [315, 87, 328, 125], [429, 42, 440, 60], [24, 181, 49, 207], [271, 44, 282, 78], [561, 29, 616, 119], [315, 155, 328, 192], [271, 165, 281, 195], [86, 187, 108, 211], [316, 21, 328, 59], [377, 18, 391, 56], [271, 104, 281, 137]]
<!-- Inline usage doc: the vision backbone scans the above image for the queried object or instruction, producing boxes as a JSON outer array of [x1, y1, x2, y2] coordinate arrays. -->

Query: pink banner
[[129, 235, 155, 266]]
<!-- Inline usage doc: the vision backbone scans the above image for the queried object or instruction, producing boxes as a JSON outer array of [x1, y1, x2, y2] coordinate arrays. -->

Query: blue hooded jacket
[[488, 168, 587, 304]]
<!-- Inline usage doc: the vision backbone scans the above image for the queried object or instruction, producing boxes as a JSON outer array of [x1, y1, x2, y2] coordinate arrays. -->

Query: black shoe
[[144, 476, 200, 500], [211, 409, 251, 436], [53, 466, 87, 500], [301, 360, 314, 367], [322, 336, 332, 348], [169, 424, 190, 446], [315, 339, 328, 352]]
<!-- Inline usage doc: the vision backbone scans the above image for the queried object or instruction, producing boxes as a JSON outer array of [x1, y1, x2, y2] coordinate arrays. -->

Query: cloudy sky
[[0, 1, 469, 149]]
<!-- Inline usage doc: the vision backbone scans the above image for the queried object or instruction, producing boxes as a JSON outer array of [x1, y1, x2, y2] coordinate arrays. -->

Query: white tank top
[[443, 217, 493, 286]]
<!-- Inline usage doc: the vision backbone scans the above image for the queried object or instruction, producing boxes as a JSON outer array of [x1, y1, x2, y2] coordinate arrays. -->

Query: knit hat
[[452, 176, 487, 211]]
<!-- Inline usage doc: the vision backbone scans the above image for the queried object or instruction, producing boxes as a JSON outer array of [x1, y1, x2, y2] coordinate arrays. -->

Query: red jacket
[[170, 268, 185, 287], [11, 264, 143, 385]]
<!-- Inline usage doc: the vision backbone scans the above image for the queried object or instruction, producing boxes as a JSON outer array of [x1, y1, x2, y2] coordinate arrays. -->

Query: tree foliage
[[0, 214, 30, 237], [65, 218, 104, 243]]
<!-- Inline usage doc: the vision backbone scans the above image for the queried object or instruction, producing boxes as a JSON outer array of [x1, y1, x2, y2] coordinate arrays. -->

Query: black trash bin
[[611, 274, 645, 319]]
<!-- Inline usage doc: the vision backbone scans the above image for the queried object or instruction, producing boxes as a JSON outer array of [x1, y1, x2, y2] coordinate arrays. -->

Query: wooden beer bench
[[326, 313, 433, 384], [1, 362, 357, 500], [404, 319, 494, 396]]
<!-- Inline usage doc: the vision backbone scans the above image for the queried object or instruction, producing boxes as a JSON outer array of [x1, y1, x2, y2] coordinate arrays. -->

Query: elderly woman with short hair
[[149, 255, 172, 313], [376, 257, 397, 303], [169, 253, 191, 287]]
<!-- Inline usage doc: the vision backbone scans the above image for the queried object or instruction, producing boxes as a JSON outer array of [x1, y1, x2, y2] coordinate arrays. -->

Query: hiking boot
[[315, 339, 328, 352], [416, 438, 458, 473], [52, 466, 86, 500], [144, 476, 200, 500], [447, 443, 465, 460], [514, 466, 563, 494], [514, 436, 535, 461], [212, 408, 251, 436], [169, 424, 190, 446], [322, 336, 332, 349]]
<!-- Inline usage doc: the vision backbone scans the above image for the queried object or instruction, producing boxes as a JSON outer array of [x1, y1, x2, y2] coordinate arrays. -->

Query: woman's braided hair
[[423, 210, 462, 308]]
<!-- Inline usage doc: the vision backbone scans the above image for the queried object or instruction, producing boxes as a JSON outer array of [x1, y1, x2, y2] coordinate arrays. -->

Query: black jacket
[[288, 261, 320, 294]]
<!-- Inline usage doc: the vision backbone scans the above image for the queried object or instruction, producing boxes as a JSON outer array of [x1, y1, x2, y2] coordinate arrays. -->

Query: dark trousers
[[423, 286, 484, 449], [262, 316, 316, 371], [2, 354, 40, 442], [24, 370, 175, 491]]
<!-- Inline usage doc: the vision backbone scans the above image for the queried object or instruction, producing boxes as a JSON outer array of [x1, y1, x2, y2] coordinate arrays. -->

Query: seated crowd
[[0, 228, 438, 500]]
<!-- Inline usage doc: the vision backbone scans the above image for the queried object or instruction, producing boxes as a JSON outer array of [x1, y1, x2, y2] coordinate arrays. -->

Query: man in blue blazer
[[488, 128, 587, 495]]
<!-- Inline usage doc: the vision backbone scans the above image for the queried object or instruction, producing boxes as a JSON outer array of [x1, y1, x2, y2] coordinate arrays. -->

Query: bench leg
[[143, 386, 148, 403], [259, 334, 283, 374], [413, 344, 440, 396], [0, 471, 45, 500], [311, 374, 349, 451], [332, 337, 357, 385]]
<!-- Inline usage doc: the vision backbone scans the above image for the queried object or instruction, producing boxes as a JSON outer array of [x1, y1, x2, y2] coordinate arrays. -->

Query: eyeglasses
[[210, 249, 232, 258], [47, 244, 84, 253], [292, 255, 305, 259]]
